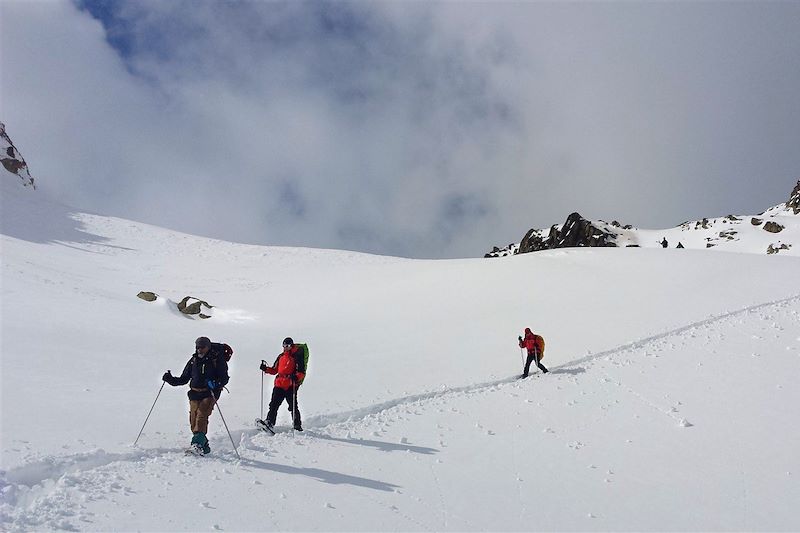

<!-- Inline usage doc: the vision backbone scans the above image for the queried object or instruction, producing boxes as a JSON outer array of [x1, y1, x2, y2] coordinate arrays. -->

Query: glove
[[259, 362, 268, 372], [207, 379, 217, 390], [213, 388, 222, 399], [518, 336, 523, 342], [162, 371, 172, 382], [295, 372, 305, 383]]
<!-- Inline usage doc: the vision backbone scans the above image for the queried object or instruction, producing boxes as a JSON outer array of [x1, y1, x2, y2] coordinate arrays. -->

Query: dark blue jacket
[[165, 348, 229, 400]]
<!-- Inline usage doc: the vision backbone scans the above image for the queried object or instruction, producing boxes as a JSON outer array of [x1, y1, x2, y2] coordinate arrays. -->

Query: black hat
[[282, 337, 294, 346], [195, 336, 211, 348]]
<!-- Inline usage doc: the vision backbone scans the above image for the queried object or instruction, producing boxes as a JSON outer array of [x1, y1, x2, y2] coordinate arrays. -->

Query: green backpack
[[296, 343, 310, 384]]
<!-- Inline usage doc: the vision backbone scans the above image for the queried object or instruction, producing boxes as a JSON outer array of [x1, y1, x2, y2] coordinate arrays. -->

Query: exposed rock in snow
[[1, 122, 36, 189]]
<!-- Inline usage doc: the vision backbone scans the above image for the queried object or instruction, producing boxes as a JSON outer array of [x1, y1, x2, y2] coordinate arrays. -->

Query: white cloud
[[2, 1, 799, 258]]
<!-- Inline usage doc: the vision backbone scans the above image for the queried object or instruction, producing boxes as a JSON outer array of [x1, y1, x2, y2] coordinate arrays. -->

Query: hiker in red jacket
[[259, 337, 306, 431], [518, 328, 549, 377]]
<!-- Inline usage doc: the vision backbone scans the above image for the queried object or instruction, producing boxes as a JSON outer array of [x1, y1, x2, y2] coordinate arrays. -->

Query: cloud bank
[[2, 1, 799, 258]]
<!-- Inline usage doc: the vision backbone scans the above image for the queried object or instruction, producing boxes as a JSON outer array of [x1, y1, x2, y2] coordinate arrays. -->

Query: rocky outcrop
[[788, 180, 800, 214], [1, 123, 35, 189], [518, 212, 617, 253], [767, 243, 791, 255], [763, 221, 784, 234], [177, 296, 213, 319], [484, 244, 518, 258], [137, 292, 213, 319]]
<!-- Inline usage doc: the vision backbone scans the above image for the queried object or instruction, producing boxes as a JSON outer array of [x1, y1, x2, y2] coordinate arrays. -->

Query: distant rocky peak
[[518, 212, 618, 254], [788, 180, 800, 214], [1, 122, 36, 189]]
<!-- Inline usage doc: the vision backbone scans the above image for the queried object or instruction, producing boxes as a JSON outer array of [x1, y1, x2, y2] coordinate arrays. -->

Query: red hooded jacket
[[519, 328, 545, 360], [264, 344, 306, 390]]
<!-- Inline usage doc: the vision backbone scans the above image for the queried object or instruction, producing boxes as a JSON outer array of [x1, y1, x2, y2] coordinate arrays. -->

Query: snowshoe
[[185, 443, 206, 456], [255, 418, 275, 435]]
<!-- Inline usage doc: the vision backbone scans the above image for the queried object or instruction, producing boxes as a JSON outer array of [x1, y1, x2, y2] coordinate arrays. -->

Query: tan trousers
[[189, 397, 215, 434]]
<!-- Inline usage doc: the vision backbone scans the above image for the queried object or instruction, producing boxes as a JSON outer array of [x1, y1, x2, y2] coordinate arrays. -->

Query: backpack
[[211, 342, 233, 362], [296, 343, 309, 384], [532, 335, 545, 360]]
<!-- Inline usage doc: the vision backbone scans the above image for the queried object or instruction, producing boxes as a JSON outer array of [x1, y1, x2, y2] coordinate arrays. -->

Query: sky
[[2, 0, 799, 258]]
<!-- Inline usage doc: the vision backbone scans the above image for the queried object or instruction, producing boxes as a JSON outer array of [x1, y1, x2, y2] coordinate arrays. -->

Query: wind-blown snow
[[2, 178, 799, 531]]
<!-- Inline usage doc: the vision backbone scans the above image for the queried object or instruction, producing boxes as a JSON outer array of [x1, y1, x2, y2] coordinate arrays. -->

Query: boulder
[[763, 221, 784, 234], [137, 291, 158, 302], [177, 296, 213, 317]]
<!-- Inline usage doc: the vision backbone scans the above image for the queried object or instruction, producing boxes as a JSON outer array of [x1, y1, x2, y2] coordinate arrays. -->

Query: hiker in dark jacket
[[260, 337, 305, 431], [163, 336, 229, 454]]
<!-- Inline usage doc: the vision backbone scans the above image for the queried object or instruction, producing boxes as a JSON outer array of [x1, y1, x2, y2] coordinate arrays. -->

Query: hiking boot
[[293, 425, 303, 431], [191, 432, 210, 453]]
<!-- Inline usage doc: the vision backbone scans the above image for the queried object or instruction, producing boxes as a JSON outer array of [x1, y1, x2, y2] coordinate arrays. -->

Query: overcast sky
[[2, 1, 799, 258]]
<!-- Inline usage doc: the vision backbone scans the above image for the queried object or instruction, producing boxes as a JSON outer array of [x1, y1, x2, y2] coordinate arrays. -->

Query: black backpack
[[211, 342, 233, 362]]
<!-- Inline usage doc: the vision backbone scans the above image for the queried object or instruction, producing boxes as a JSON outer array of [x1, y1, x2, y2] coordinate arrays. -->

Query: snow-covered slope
[[488, 181, 800, 257], [2, 177, 800, 531]]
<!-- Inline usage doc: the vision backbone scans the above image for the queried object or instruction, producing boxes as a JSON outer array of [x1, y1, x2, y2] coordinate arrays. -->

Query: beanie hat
[[195, 336, 211, 348]]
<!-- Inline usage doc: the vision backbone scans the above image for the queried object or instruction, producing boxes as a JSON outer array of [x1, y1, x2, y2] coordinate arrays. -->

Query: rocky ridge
[[487, 180, 800, 257], [1, 123, 36, 189]]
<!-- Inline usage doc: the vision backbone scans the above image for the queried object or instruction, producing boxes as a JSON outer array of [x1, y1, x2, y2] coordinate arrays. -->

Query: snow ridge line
[[564, 292, 800, 370], [306, 292, 800, 430]]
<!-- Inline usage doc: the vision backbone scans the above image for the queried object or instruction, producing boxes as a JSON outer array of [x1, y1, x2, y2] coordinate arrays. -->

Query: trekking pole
[[210, 392, 241, 460], [260, 360, 265, 420], [133, 381, 165, 446], [292, 380, 298, 433]]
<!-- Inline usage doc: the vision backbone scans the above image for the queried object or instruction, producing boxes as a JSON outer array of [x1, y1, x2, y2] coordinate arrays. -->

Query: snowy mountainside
[[2, 175, 800, 530], [487, 180, 800, 257]]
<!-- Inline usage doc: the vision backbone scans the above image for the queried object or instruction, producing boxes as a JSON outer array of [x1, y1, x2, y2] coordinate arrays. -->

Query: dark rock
[[177, 296, 213, 315], [767, 243, 790, 254], [695, 218, 711, 229], [1, 158, 25, 174], [725, 215, 741, 222], [751, 217, 762, 226], [788, 180, 800, 214], [676, 242, 684, 249], [137, 291, 158, 302], [763, 221, 784, 233], [518, 212, 618, 253], [0, 122, 36, 188]]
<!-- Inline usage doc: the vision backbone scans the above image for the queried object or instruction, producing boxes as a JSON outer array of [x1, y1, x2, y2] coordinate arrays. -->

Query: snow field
[[3, 296, 799, 531]]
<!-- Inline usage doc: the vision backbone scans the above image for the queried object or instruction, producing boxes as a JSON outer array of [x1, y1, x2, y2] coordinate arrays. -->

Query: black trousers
[[524, 350, 548, 377], [266, 386, 301, 427]]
